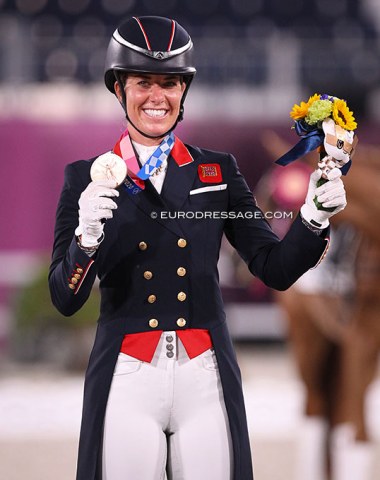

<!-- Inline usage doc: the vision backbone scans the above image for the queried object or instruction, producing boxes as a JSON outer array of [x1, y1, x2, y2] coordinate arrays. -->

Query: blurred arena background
[[1, 1, 380, 479]]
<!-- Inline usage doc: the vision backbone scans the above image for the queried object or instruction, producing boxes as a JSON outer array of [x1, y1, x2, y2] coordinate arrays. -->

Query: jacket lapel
[[118, 180, 182, 236], [160, 138, 198, 211], [117, 138, 198, 237]]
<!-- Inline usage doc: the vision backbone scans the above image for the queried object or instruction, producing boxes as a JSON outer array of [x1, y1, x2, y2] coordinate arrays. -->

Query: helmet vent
[[133, 16, 152, 51], [167, 19, 176, 51], [113, 29, 192, 60]]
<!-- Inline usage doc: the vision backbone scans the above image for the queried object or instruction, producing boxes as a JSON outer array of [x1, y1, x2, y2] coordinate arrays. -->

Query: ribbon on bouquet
[[275, 94, 357, 176], [275, 121, 352, 175]]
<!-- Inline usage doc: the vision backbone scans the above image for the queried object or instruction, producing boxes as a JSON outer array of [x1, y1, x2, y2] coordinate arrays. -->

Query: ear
[[114, 80, 122, 103]]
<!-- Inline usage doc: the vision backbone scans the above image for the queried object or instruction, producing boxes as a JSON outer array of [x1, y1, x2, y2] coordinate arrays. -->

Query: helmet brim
[[104, 65, 196, 94]]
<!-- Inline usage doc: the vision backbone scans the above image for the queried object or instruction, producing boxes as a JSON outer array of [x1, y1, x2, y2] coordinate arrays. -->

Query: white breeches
[[102, 331, 233, 480]]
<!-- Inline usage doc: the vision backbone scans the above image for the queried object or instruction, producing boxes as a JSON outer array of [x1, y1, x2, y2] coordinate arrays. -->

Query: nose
[[149, 83, 165, 103]]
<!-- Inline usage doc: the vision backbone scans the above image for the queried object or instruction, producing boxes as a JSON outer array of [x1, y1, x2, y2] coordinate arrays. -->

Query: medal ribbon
[[136, 132, 175, 180], [113, 130, 175, 194]]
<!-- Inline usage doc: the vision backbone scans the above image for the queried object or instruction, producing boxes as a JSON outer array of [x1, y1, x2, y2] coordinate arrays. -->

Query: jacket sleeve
[[49, 161, 98, 316], [223, 154, 329, 291]]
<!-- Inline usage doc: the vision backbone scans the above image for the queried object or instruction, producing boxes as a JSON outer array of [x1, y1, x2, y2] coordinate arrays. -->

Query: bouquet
[[276, 93, 358, 209]]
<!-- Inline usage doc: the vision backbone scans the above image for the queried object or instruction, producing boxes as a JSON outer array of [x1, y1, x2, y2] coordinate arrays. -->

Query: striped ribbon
[[136, 133, 175, 180], [113, 130, 175, 194]]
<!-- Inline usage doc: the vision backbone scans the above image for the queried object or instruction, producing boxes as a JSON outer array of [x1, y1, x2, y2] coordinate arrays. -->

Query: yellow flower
[[332, 99, 357, 131], [290, 93, 320, 120]]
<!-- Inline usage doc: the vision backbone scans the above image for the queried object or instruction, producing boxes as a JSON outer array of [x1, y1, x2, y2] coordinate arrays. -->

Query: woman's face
[[116, 73, 186, 145]]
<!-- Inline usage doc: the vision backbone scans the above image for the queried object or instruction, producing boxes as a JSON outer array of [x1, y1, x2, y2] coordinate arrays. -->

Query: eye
[[163, 80, 180, 88]]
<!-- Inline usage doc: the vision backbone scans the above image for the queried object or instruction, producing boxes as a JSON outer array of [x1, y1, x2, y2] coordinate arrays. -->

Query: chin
[[143, 123, 172, 137]]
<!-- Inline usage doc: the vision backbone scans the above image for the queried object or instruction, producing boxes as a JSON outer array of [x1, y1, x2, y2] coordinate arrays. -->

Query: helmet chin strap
[[115, 72, 183, 141]]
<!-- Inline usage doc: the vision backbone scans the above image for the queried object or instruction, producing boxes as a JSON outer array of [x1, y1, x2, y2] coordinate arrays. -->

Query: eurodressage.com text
[[150, 211, 293, 220]]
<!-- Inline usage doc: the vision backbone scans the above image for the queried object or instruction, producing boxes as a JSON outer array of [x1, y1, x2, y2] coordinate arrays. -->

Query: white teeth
[[144, 109, 166, 118]]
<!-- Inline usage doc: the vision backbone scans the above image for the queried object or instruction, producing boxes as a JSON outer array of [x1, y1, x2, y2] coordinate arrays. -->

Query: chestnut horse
[[257, 132, 380, 480]]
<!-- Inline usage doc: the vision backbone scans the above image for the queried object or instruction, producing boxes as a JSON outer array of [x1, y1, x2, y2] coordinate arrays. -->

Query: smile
[[143, 109, 168, 118]]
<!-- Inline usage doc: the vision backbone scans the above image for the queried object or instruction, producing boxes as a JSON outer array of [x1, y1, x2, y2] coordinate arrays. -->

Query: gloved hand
[[75, 180, 119, 248], [300, 166, 347, 229]]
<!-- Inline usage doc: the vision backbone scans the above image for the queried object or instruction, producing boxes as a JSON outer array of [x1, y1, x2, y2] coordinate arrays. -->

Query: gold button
[[177, 291, 186, 301], [148, 294, 157, 303], [76, 268, 83, 274], [177, 238, 187, 248], [69, 284, 75, 290], [177, 318, 186, 327], [74, 273, 81, 279], [139, 241, 148, 251], [143, 271, 153, 280], [71, 277, 78, 284], [177, 267, 186, 277], [149, 319, 159, 328]]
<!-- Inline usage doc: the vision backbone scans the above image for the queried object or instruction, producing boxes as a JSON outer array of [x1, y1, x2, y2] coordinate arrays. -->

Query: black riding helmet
[[104, 16, 196, 139]]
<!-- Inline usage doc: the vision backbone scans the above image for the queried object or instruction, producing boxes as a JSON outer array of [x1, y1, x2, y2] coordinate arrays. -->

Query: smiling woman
[[48, 14, 348, 480], [104, 16, 195, 141], [116, 73, 186, 145]]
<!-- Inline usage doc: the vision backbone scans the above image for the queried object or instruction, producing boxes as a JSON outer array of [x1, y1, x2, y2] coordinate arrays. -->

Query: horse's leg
[[277, 289, 337, 480], [330, 303, 379, 480]]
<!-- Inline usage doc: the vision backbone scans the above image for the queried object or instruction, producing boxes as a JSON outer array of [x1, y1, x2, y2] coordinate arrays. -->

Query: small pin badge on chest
[[198, 164, 222, 183], [90, 152, 128, 186]]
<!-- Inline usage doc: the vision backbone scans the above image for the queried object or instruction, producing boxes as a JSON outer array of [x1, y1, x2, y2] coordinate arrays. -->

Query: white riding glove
[[300, 166, 347, 229], [75, 180, 119, 248]]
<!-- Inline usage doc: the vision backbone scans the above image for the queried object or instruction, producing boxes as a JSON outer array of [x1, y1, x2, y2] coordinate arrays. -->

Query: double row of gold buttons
[[143, 267, 186, 281], [138, 238, 187, 251], [149, 318, 186, 328], [139, 238, 188, 330]]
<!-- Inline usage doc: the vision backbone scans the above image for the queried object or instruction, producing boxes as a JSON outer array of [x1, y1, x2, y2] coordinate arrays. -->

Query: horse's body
[[258, 136, 380, 480]]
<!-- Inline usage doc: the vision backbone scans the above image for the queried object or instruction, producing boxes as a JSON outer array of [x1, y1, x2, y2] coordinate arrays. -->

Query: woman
[[49, 15, 347, 480]]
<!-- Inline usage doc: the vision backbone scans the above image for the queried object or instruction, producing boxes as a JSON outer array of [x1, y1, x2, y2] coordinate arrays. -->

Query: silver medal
[[90, 152, 127, 186]]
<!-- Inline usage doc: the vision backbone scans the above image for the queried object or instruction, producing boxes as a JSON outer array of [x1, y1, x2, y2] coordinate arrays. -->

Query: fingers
[[315, 177, 343, 197], [324, 166, 342, 181], [82, 208, 115, 223], [82, 180, 120, 199], [79, 181, 120, 225], [318, 156, 346, 178], [92, 208, 115, 221], [92, 179, 119, 189], [315, 177, 346, 207], [91, 188, 120, 199], [322, 198, 347, 209], [310, 169, 323, 183], [310, 165, 341, 185], [86, 198, 118, 220], [95, 197, 118, 210], [92, 181, 119, 198], [79, 182, 119, 210], [87, 187, 119, 199]]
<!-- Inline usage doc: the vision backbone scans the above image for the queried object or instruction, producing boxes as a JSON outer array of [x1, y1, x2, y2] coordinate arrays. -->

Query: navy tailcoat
[[49, 142, 328, 480]]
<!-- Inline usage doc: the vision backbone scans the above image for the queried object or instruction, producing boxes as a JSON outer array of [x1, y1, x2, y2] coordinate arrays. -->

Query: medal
[[90, 152, 127, 186]]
